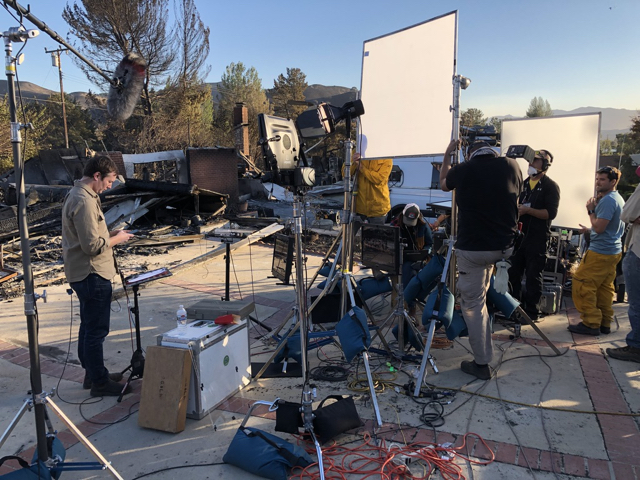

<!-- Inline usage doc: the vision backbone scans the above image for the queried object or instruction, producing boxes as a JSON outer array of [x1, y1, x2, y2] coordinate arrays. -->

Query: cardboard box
[[138, 346, 192, 433]]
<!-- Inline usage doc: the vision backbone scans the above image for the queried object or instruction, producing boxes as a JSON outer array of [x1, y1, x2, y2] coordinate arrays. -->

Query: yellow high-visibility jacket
[[344, 158, 393, 218]]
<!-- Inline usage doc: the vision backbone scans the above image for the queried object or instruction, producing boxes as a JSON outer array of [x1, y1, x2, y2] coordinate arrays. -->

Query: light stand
[[291, 196, 326, 479], [0, 27, 124, 479]]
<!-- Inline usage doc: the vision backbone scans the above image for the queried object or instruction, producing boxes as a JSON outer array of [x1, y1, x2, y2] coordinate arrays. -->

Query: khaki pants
[[572, 250, 622, 329], [456, 249, 510, 365]]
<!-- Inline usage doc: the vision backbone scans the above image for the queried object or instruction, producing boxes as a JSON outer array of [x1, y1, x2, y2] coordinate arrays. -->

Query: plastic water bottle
[[176, 305, 187, 333]]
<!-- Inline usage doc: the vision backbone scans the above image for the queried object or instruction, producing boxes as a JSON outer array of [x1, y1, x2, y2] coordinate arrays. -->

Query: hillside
[[1, 79, 633, 138]]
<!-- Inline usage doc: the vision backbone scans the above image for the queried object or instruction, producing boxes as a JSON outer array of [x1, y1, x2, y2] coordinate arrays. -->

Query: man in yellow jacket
[[349, 152, 393, 224]]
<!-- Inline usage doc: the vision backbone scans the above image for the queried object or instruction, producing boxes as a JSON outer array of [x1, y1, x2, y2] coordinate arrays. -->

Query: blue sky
[[2, 0, 639, 119]]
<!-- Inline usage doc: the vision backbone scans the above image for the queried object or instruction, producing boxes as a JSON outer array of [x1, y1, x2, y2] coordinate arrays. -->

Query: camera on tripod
[[460, 124, 499, 159]]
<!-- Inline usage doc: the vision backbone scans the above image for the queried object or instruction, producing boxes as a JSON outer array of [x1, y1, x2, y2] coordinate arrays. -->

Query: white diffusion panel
[[359, 11, 457, 159], [501, 113, 601, 230]]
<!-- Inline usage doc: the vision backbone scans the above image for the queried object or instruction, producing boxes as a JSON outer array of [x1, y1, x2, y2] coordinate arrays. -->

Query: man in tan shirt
[[62, 156, 134, 396]]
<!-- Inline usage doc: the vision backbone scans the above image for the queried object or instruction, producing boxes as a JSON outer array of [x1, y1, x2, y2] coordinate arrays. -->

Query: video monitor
[[271, 234, 294, 284], [361, 224, 400, 275]]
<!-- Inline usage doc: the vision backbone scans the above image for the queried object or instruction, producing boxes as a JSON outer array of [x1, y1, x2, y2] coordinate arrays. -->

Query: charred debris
[[0, 148, 343, 299]]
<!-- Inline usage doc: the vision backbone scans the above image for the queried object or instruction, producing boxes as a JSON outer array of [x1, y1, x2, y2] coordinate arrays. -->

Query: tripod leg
[[0, 399, 31, 450], [515, 306, 562, 355], [45, 398, 125, 480], [362, 351, 383, 428], [306, 230, 342, 290], [252, 317, 301, 381], [413, 318, 438, 397]]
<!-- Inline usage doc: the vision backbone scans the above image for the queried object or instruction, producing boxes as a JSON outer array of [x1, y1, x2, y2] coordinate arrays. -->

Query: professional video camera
[[460, 124, 499, 159], [258, 113, 316, 189]]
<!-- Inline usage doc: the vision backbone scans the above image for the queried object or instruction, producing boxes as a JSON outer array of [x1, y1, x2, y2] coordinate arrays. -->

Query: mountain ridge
[[0, 80, 634, 138]]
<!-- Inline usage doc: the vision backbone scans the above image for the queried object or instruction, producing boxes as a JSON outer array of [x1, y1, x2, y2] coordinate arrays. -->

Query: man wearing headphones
[[508, 150, 560, 320], [441, 139, 522, 380]]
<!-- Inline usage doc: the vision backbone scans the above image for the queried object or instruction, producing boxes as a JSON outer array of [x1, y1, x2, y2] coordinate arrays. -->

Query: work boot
[[460, 360, 493, 380], [606, 346, 640, 364], [567, 322, 600, 336], [90, 378, 131, 397], [599, 326, 611, 335], [83, 371, 124, 389]]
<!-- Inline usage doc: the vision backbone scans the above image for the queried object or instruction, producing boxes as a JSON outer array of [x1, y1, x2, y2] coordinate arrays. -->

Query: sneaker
[[606, 346, 640, 364], [460, 360, 493, 380], [90, 378, 131, 397], [600, 326, 611, 335], [83, 371, 124, 389], [567, 322, 600, 336]]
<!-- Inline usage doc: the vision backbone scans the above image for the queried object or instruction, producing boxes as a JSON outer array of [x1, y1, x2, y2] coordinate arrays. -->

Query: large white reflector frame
[[501, 113, 601, 230], [359, 11, 457, 159]]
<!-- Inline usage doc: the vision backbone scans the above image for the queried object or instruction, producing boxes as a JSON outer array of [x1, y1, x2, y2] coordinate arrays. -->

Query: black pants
[[508, 237, 547, 315]]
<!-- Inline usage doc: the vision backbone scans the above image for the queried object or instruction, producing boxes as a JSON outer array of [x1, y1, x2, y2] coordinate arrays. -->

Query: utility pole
[[45, 47, 69, 148]]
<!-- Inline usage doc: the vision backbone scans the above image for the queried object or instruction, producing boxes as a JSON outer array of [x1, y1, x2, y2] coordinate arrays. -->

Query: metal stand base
[[0, 393, 124, 479]]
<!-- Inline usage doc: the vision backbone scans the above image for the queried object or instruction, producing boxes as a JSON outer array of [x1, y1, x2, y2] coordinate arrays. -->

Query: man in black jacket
[[508, 149, 560, 320]]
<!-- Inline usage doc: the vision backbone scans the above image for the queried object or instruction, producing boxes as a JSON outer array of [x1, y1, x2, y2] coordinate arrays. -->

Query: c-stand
[[0, 10, 125, 478]]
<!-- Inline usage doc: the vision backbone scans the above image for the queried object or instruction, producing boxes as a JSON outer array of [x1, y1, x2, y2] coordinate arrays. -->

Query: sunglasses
[[597, 166, 620, 180]]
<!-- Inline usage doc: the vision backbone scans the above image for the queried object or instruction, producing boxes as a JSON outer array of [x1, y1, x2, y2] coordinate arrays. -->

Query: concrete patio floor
[[0, 236, 638, 479]]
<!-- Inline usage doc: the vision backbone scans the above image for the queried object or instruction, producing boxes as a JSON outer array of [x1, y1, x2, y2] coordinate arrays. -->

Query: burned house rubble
[[0, 144, 265, 297]]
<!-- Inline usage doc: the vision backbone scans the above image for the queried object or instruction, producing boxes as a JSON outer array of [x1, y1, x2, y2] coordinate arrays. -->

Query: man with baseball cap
[[508, 149, 560, 320], [391, 203, 433, 291]]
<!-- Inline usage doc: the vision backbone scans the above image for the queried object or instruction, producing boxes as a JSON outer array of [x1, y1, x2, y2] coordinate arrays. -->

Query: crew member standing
[[508, 149, 560, 320], [607, 166, 640, 363], [440, 140, 522, 380], [62, 156, 134, 396], [570, 166, 625, 335], [348, 151, 393, 224]]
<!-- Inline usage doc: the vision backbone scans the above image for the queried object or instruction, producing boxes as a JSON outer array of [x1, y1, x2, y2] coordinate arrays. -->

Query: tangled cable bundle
[[289, 432, 495, 480]]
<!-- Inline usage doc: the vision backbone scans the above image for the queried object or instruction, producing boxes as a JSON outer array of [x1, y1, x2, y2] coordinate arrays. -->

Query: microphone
[[107, 53, 147, 121]]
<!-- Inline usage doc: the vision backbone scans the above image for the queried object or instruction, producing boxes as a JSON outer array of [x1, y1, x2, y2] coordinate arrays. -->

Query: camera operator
[[440, 139, 522, 380], [391, 203, 433, 316], [508, 149, 560, 320], [344, 152, 393, 225]]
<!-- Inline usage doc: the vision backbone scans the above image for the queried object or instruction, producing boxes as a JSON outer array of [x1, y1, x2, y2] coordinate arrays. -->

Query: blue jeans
[[623, 251, 640, 349], [70, 274, 112, 385]]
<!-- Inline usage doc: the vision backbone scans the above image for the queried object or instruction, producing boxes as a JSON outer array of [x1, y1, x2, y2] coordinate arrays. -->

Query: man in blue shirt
[[570, 166, 625, 335]]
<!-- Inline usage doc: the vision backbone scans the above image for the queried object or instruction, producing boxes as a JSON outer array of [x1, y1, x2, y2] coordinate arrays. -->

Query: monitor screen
[[361, 224, 400, 275], [271, 234, 294, 284]]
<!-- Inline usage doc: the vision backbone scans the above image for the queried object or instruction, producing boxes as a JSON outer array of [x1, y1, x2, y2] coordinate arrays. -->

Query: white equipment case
[[159, 317, 250, 419]]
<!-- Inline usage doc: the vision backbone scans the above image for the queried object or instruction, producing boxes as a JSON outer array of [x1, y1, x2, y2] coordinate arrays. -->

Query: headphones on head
[[535, 149, 554, 172]]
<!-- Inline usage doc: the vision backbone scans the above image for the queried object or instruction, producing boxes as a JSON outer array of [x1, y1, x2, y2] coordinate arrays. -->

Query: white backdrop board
[[501, 113, 601, 230], [359, 11, 457, 159]]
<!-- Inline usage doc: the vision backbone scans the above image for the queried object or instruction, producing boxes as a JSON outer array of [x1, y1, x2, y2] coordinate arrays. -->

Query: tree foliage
[[0, 96, 53, 174], [173, 0, 210, 88], [62, 0, 177, 116], [271, 67, 308, 120], [460, 108, 486, 127], [526, 97, 552, 117], [38, 95, 98, 150], [213, 62, 271, 161]]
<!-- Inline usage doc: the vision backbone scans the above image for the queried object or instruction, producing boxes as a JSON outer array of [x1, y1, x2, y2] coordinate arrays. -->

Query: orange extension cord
[[290, 432, 495, 480]]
